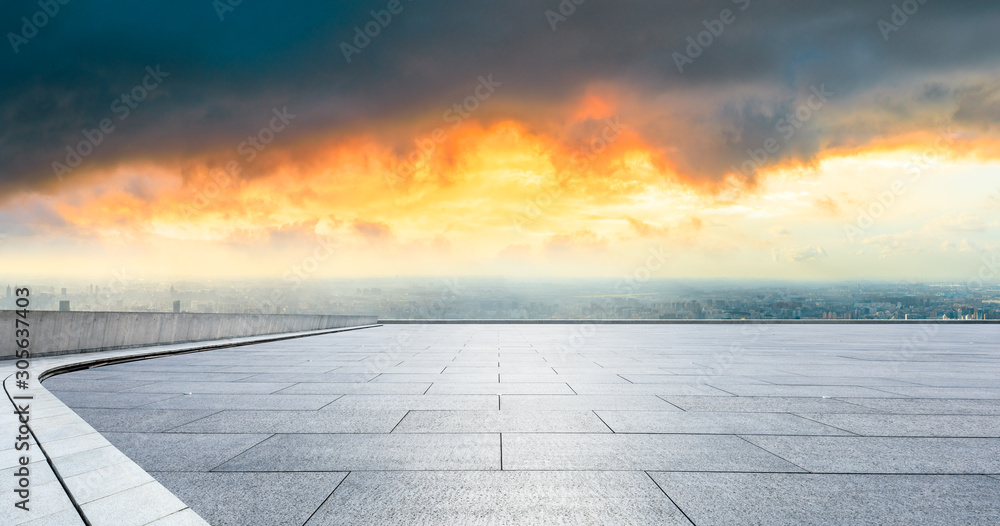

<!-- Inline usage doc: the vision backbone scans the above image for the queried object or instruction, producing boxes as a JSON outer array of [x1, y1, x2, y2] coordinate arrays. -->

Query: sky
[[1, 0, 999, 282]]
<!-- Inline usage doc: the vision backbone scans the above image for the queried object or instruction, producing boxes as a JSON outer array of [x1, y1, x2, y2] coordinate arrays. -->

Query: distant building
[[173, 300, 181, 313], [61, 287, 67, 296], [5, 285, 10, 298], [59, 300, 71, 311]]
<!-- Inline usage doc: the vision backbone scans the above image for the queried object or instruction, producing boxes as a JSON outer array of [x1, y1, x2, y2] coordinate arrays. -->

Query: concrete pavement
[[32, 323, 1000, 525]]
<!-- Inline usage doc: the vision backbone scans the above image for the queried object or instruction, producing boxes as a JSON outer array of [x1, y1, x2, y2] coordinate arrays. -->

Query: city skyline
[[4, 277, 998, 321]]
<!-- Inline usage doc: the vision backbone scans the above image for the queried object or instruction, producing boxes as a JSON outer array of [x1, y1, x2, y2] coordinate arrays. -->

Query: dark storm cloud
[[2, 0, 999, 195]]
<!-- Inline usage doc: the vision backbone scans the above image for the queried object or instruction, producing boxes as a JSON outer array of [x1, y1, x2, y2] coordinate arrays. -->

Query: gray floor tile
[[101, 433, 270, 471], [124, 382, 294, 394], [152, 472, 347, 526], [370, 373, 501, 383], [596, 411, 851, 435], [392, 410, 612, 433], [663, 395, 884, 413], [649, 472, 1000, 526], [41, 378, 155, 392], [80, 481, 187, 526], [273, 383, 432, 395], [870, 387, 1000, 399], [708, 384, 907, 398], [50, 391, 182, 409], [568, 383, 731, 396], [17, 507, 87, 526], [170, 410, 406, 434], [832, 398, 1000, 415], [139, 394, 341, 411], [323, 394, 499, 411], [500, 373, 629, 383], [743, 436, 1000, 473], [798, 414, 1000, 437], [63, 460, 156, 505], [305, 471, 691, 525], [215, 434, 500, 471], [500, 395, 681, 411], [71, 409, 220, 433], [751, 375, 922, 387], [426, 382, 574, 395], [235, 373, 378, 383], [503, 433, 803, 471]]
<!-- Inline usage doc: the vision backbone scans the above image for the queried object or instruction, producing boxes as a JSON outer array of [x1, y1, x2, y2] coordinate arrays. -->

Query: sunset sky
[[1, 1, 999, 281]]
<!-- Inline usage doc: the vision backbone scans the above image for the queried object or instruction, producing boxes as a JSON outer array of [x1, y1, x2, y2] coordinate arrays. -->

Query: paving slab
[[596, 411, 852, 435], [798, 413, 1000, 437], [214, 433, 500, 471], [392, 410, 612, 433], [48, 391, 183, 409], [139, 393, 342, 411], [69, 409, 220, 433], [425, 382, 575, 395], [500, 394, 681, 411], [869, 386, 1000, 399], [62, 460, 158, 505], [369, 373, 501, 383], [170, 410, 407, 434], [750, 375, 923, 387], [707, 384, 907, 398], [566, 382, 731, 396], [649, 472, 1000, 526], [17, 508, 87, 526], [304, 471, 691, 525], [273, 382, 432, 395], [839, 398, 1000, 415], [235, 373, 378, 383], [24, 323, 1000, 524], [100, 433, 270, 472], [743, 436, 1000, 473], [124, 381, 295, 394], [323, 394, 499, 411], [80, 481, 192, 526], [502, 433, 804, 471], [662, 395, 885, 413], [152, 472, 348, 526]]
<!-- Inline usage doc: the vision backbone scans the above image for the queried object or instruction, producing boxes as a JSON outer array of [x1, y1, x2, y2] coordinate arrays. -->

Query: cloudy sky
[[1, 0, 998, 281]]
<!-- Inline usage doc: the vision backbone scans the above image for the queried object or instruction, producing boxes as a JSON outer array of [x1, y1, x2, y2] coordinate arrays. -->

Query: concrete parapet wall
[[1, 311, 378, 359]]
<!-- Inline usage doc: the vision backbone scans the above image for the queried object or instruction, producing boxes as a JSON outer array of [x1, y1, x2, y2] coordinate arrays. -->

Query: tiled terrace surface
[[44, 324, 1000, 525]]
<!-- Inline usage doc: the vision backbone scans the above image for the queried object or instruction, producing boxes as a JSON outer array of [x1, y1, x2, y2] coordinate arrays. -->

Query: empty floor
[[46, 324, 1000, 525]]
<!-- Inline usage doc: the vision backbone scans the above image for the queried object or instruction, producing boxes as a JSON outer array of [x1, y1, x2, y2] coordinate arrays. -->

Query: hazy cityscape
[[4, 278, 999, 321]]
